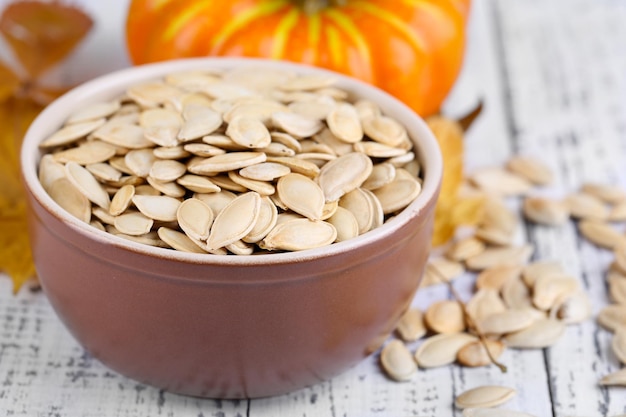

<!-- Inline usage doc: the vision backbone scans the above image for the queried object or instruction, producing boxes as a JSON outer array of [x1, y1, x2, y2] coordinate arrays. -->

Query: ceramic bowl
[[21, 58, 441, 399]]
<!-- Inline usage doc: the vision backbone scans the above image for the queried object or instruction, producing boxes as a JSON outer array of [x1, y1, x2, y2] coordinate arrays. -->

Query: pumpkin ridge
[[210, 0, 290, 54], [325, 9, 372, 73], [325, 26, 343, 68], [271, 8, 300, 58], [163, 1, 213, 42], [307, 12, 321, 62], [350, 1, 427, 53]]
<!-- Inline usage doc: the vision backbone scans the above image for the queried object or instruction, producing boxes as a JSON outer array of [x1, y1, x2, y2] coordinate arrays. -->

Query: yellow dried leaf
[[0, 1, 93, 78], [427, 115, 483, 246], [0, 97, 42, 292], [0, 61, 20, 102]]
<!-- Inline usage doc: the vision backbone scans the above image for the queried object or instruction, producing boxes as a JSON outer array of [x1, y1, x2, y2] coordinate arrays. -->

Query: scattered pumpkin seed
[[380, 339, 417, 382], [455, 385, 516, 409]]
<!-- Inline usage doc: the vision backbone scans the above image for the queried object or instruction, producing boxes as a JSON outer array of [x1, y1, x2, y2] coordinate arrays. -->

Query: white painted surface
[[0, 0, 625, 415]]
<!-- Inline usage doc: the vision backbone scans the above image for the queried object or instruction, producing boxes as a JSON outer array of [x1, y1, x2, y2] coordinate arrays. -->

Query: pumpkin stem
[[295, 0, 347, 14]]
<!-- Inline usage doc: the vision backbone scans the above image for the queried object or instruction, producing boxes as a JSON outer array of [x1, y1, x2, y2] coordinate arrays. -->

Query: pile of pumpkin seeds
[[380, 154, 626, 415], [38, 68, 423, 254]]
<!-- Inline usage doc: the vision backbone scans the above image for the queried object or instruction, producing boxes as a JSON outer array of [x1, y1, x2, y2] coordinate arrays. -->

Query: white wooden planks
[[0, 0, 625, 415]]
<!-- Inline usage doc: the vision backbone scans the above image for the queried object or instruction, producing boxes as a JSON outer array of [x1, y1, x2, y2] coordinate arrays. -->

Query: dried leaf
[[0, 1, 93, 78]]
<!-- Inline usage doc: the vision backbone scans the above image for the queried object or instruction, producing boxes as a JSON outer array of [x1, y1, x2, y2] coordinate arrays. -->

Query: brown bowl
[[21, 58, 442, 399]]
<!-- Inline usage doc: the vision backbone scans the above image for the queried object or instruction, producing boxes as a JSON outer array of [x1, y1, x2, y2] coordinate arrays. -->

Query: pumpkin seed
[[140, 108, 182, 147], [395, 308, 426, 342], [476, 265, 522, 291], [86, 162, 123, 183], [177, 198, 214, 241], [503, 318, 565, 348], [318, 152, 373, 201], [189, 151, 266, 174], [65, 162, 111, 210], [40, 118, 106, 148], [522, 197, 568, 225], [597, 304, 626, 332], [271, 111, 323, 138], [457, 339, 505, 368], [208, 174, 248, 193], [183, 143, 225, 157], [207, 192, 261, 250], [124, 149, 157, 178], [474, 226, 514, 247], [425, 258, 465, 284], [66, 101, 121, 124], [228, 171, 276, 196], [354, 99, 381, 120], [354, 141, 407, 158], [446, 237, 486, 262], [362, 162, 396, 191], [277, 173, 325, 220], [127, 82, 183, 107], [466, 289, 507, 322], [470, 167, 532, 196], [176, 174, 221, 193], [239, 162, 291, 181], [480, 197, 518, 235], [281, 74, 336, 91], [149, 159, 187, 182], [260, 219, 336, 251], [373, 168, 422, 214], [414, 333, 477, 368], [92, 207, 115, 225], [599, 368, 626, 386], [380, 340, 417, 382], [265, 156, 320, 178], [114, 211, 153, 236], [615, 242, 626, 273], [178, 106, 222, 141], [327, 206, 359, 242], [271, 132, 302, 152], [157, 227, 206, 253], [556, 291, 592, 324], [194, 190, 236, 216], [455, 385, 516, 409], [581, 183, 626, 204], [477, 309, 537, 335], [565, 192, 609, 221], [339, 188, 374, 234], [132, 195, 181, 222], [95, 122, 155, 149], [288, 98, 335, 120], [578, 219, 626, 249], [226, 240, 255, 255], [243, 196, 278, 243], [465, 245, 534, 271], [39, 154, 69, 192], [506, 155, 553, 185], [533, 274, 579, 311], [53, 140, 117, 165], [226, 116, 271, 148], [327, 103, 363, 143], [362, 115, 407, 147], [48, 178, 91, 223], [425, 300, 466, 334], [522, 260, 563, 287], [110, 185, 135, 216], [502, 276, 533, 309]]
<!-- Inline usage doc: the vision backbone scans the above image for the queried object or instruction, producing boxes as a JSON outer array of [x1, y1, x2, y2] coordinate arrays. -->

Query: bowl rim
[[21, 57, 442, 267]]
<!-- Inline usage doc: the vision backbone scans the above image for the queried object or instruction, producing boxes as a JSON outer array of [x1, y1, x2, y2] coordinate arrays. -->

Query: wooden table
[[1, 0, 625, 415]]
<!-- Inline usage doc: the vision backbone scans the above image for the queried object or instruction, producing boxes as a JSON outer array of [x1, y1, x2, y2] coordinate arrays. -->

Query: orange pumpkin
[[125, 0, 470, 117]]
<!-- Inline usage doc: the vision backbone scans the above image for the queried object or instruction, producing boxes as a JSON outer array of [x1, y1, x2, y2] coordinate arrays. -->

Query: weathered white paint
[[0, 0, 624, 415]]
